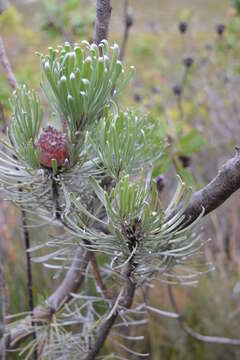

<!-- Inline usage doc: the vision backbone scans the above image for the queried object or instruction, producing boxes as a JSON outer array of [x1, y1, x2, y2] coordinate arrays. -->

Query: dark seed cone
[[172, 84, 182, 96], [216, 24, 225, 36], [179, 21, 188, 34], [183, 56, 194, 68], [133, 93, 141, 103], [38, 125, 69, 169]]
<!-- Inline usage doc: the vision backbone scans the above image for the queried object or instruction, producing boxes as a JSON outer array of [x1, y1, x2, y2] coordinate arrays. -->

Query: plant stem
[[93, 0, 112, 45], [86, 273, 135, 360], [52, 176, 61, 220], [90, 253, 111, 299], [21, 209, 37, 360], [119, 0, 133, 61], [0, 37, 17, 90], [0, 259, 9, 360], [22, 211, 34, 312]]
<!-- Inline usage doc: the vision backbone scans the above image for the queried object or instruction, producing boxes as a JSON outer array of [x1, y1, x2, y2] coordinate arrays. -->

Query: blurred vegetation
[[1, 0, 240, 359]]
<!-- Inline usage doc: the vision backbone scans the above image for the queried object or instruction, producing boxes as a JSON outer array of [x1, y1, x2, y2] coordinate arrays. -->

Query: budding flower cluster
[[37, 126, 69, 169]]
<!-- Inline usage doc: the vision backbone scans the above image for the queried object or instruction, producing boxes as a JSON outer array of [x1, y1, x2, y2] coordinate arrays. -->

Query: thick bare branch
[[93, 0, 112, 45], [183, 147, 240, 225], [86, 312, 118, 360], [46, 249, 90, 312], [86, 275, 135, 360]]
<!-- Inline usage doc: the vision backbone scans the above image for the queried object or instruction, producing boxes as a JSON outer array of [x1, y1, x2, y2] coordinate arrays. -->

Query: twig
[[119, 0, 133, 61], [21, 212, 34, 314], [0, 37, 17, 91], [90, 253, 111, 299], [93, 0, 112, 45], [21, 209, 37, 360], [51, 177, 61, 220], [0, 259, 9, 360], [174, 66, 189, 120], [168, 284, 240, 345]]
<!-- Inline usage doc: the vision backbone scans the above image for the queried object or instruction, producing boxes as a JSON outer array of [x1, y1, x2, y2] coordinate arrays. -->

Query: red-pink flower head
[[38, 126, 69, 169]]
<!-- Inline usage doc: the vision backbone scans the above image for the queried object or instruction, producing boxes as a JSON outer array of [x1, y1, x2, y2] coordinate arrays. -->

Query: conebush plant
[[0, 40, 208, 359]]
